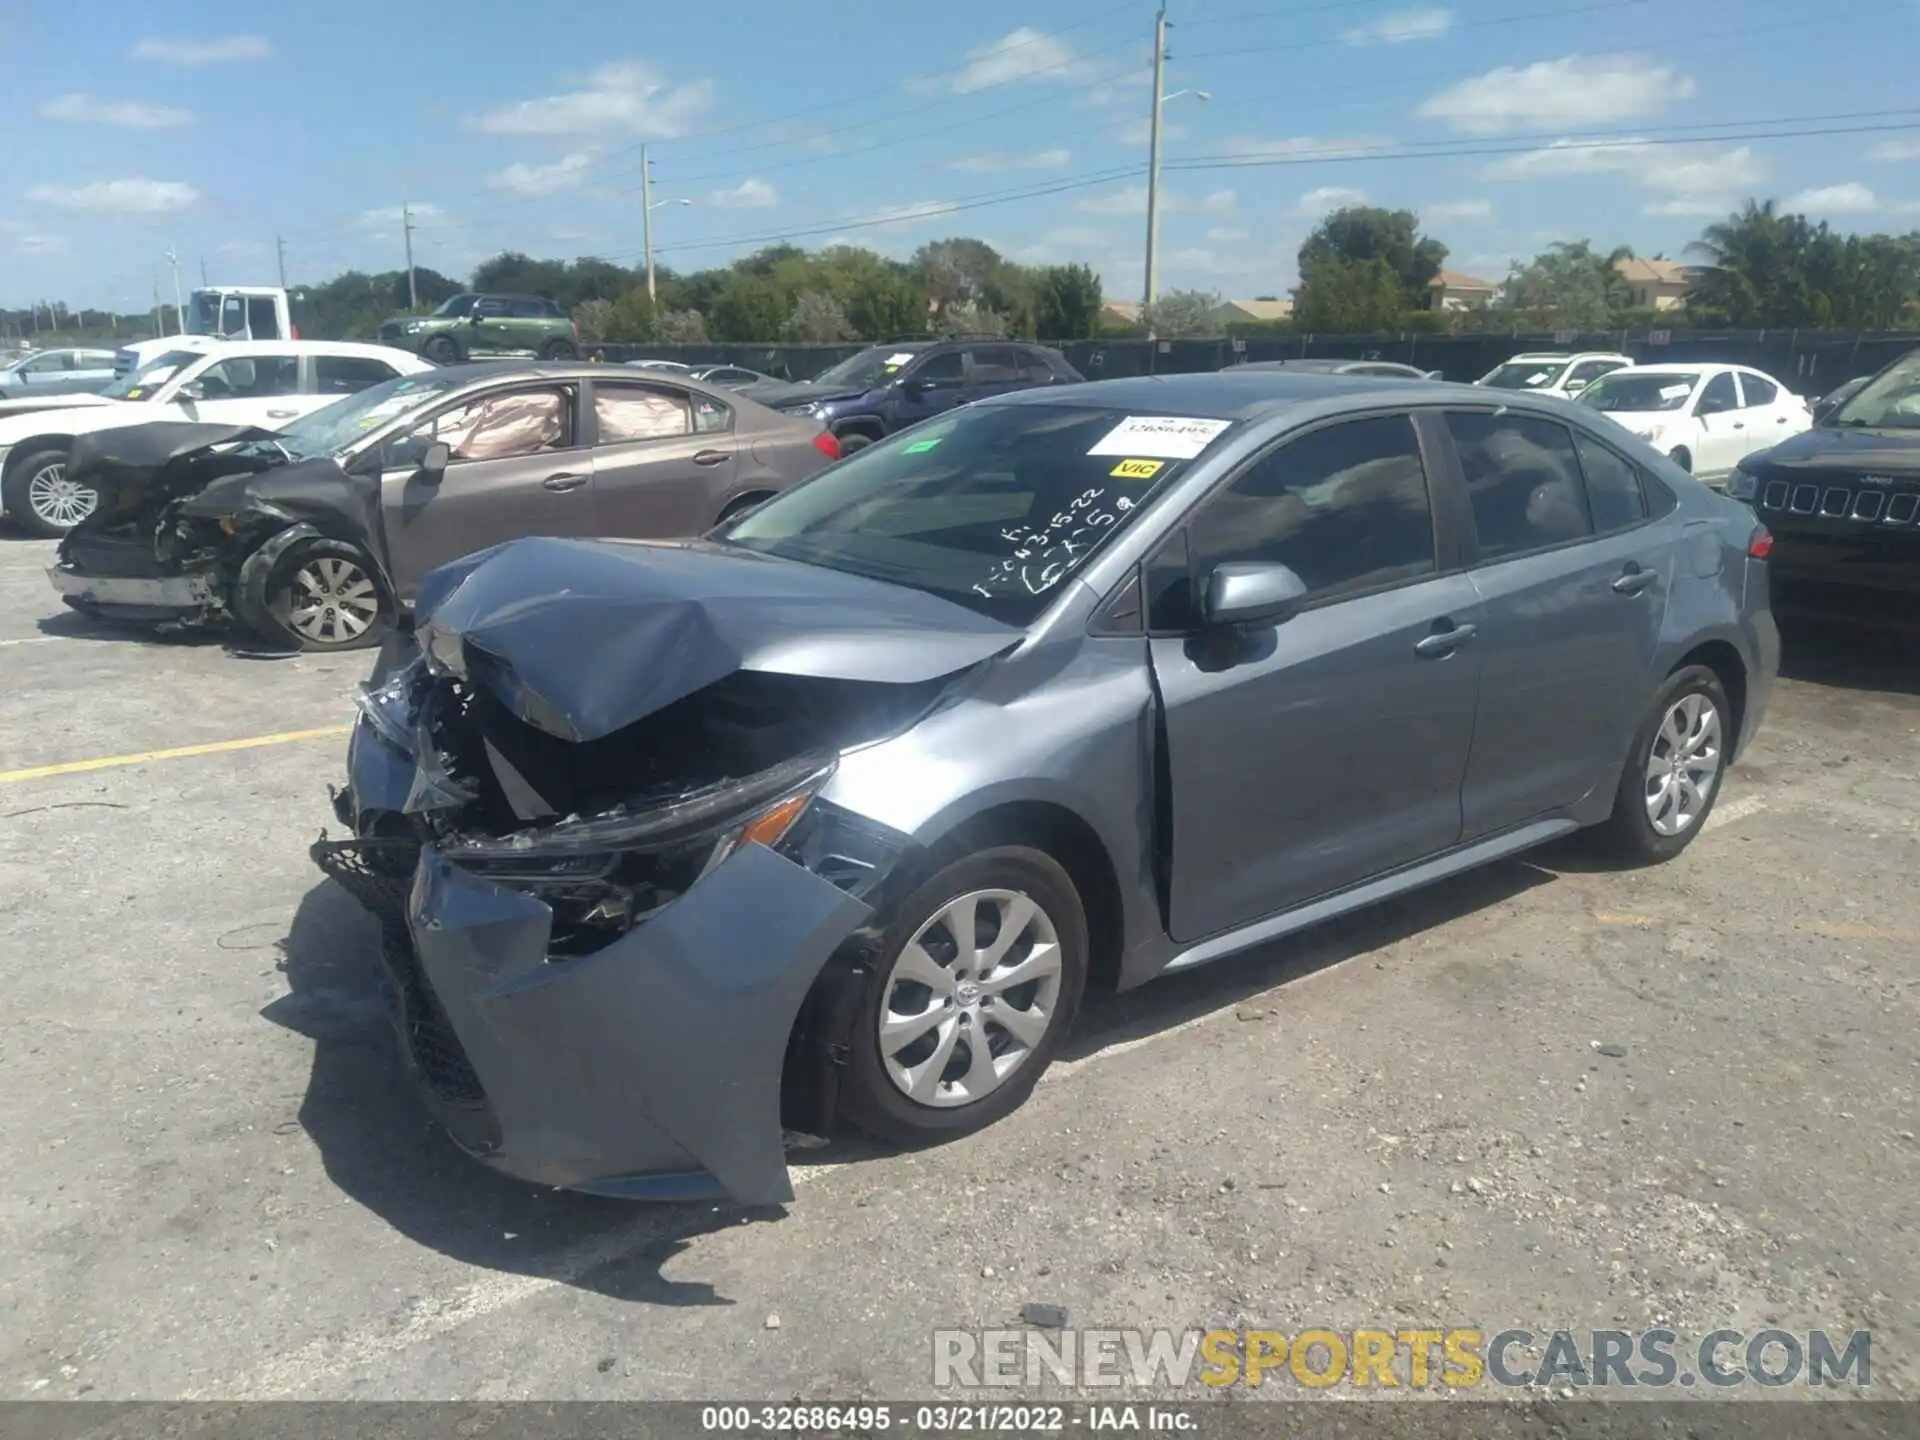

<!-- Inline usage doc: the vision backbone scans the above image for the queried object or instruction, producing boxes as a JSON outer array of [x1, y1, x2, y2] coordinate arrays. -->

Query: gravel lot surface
[[1, 528, 1914, 1410]]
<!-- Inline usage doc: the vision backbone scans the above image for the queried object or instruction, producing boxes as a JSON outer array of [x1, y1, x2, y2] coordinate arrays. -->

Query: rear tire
[[540, 338, 578, 360], [842, 845, 1088, 1147], [3, 447, 94, 538], [715, 491, 774, 527], [422, 335, 461, 365], [1591, 664, 1731, 865], [836, 431, 876, 454], [250, 539, 391, 653]]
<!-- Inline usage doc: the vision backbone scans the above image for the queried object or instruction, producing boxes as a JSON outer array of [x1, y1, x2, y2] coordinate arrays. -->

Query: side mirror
[[418, 441, 451, 481], [1564, 379, 1588, 395], [1204, 561, 1309, 630], [468, 314, 483, 325], [902, 377, 935, 398]]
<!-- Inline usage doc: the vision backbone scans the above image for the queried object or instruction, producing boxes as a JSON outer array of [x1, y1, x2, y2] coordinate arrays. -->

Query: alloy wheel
[[26, 462, 96, 529], [1645, 691, 1722, 837], [286, 556, 380, 646], [878, 888, 1064, 1108]]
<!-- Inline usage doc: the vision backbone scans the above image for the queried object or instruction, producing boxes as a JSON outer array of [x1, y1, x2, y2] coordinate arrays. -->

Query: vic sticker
[[1089, 415, 1232, 460], [1111, 458, 1164, 479]]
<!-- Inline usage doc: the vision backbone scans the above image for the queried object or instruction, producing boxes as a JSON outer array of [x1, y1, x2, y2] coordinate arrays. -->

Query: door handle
[[693, 449, 729, 466], [1612, 565, 1656, 595], [1732, 420, 1745, 429], [266, 408, 298, 419], [1414, 622, 1476, 658], [542, 472, 590, 492]]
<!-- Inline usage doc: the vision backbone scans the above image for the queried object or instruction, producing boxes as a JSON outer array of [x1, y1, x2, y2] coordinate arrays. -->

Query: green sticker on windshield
[[902, 437, 942, 454]]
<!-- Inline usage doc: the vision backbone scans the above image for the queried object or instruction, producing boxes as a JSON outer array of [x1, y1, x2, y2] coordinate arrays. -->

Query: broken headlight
[[355, 658, 429, 754]]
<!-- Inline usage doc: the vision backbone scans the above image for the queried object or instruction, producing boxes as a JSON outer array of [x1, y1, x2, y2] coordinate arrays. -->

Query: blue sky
[[6, 0, 1919, 311]]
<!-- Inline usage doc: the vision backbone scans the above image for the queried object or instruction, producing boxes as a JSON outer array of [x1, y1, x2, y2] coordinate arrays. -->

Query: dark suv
[[1731, 346, 1920, 623], [381, 294, 579, 365], [737, 339, 1084, 451]]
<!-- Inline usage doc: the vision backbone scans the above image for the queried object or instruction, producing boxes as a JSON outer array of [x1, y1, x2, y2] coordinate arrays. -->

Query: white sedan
[[0, 339, 430, 536], [1574, 363, 1811, 485]]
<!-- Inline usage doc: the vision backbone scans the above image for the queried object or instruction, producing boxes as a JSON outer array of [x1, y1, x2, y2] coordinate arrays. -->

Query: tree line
[[6, 196, 1918, 349]]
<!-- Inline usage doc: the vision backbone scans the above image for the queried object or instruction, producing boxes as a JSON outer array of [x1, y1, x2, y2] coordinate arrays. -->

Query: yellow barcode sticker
[[1111, 458, 1164, 479]]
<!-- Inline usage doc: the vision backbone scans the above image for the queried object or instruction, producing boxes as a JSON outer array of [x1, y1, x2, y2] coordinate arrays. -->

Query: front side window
[[1696, 373, 1739, 416], [187, 354, 301, 399], [1153, 415, 1437, 629], [1448, 411, 1593, 560], [1572, 432, 1648, 534], [432, 294, 478, 318], [1567, 359, 1625, 387], [474, 298, 511, 319], [593, 385, 691, 444], [21, 353, 66, 374], [1479, 359, 1568, 391], [390, 387, 573, 467], [813, 347, 923, 390], [246, 296, 281, 339], [722, 403, 1234, 624], [1578, 372, 1698, 413], [910, 352, 966, 387]]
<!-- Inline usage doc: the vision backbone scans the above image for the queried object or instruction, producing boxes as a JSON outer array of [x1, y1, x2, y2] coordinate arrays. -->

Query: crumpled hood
[[1751, 424, 1920, 476], [58, 421, 284, 552], [736, 379, 870, 410], [413, 536, 1020, 743]]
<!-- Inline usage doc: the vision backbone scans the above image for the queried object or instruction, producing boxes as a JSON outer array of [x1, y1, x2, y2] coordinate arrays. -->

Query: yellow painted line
[[0, 725, 351, 785]]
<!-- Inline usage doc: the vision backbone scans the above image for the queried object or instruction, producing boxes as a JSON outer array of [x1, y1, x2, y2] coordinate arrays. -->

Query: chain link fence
[[588, 330, 1920, 391]]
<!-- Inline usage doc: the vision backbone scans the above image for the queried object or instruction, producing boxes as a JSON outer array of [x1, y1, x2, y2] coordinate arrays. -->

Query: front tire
[[843, 846, 1088, 1147], [253, 539, 391, 652], [3, 447, 92, 537], [1592, 664, 1731, 864]]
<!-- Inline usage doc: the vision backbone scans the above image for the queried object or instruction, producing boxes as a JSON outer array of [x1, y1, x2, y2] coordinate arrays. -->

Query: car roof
[[425, 359, 751, 398], [993, 368, 1500, 422], [177, 339, 422, 359]]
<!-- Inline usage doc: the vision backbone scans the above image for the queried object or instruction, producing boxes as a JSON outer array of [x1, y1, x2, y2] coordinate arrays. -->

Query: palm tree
[[1687, 200, 1814, 325]]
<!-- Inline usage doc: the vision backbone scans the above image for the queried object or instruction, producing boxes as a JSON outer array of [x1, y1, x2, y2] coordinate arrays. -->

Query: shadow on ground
[[267, 849, 1556, 1300], [1776, 614, 1920, 697]]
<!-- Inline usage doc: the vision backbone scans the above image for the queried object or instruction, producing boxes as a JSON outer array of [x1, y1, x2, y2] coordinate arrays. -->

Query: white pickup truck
[[111, 285, 305, 380]]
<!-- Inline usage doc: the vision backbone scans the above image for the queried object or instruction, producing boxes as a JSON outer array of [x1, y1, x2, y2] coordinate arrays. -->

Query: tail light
[[812, 431, 843, 461], [290, 322, 301, 340], [1748, 526, 1774, 560]]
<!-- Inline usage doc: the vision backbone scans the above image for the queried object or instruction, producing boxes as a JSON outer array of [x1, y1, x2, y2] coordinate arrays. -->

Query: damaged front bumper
[[47, 561, 220, 623], [316, 702, 896, 1205]]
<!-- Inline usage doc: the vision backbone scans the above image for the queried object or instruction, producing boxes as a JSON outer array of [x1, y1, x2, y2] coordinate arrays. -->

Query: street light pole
[[1143, 5, 1168, 322], [165, 249, 184, 334], [402, 203, 419, 311]]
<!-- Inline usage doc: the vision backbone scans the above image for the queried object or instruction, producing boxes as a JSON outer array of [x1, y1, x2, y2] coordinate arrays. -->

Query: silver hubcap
[[26, 462, 96, 528], [286, 556, 379, 644], [878, 888, 1063, 1108], [1645, 691, 1722, 836]]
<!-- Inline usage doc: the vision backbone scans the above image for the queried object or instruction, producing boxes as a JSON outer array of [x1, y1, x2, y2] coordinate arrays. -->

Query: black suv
[[380, 293, 579, 364], [1733, 347, 1920, 621], [736, 339, 1084, 451]]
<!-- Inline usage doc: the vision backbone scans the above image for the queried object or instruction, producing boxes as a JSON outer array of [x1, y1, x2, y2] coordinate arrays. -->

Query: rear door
[[178, 351, 306, 426], [1735, 370, 1804, 446], [378, 383, 595, 598], [1690, 371, 1748, 479], [1148, 411, 1482, 939], [963, 346, 1025, 403], [1445, 409, 1673, 839], [585, 379, 739, 536], [467, 297, 515, 356]]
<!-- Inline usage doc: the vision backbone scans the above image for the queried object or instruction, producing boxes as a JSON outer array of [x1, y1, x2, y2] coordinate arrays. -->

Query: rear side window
[[1738, 372, 1778, 406], [510, 298, 550, 318], [315, 356, 400, 395], [1157, 414, 1437, 627], [1572, 432, 1648, 533], [1447, 411, 1594, 560], [967, 348, 1021, 384], [594, 385, 691, 443], [1016, 351, 1056, 384]]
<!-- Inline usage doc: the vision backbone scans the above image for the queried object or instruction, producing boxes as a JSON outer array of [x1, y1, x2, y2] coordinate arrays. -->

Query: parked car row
[[0, 347, 118, 400]]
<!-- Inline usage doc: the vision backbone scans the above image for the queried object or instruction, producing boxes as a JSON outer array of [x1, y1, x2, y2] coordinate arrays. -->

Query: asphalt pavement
[[1, 526, 1915, 1405]]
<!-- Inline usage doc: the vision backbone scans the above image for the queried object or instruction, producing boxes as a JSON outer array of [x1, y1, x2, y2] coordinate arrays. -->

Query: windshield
[[720, 403, 1234, 624], [100, 350, 204, 401], [431, 294, 477, 317], [1831, 351, 1920, 429], [812, 347, 922, 391], [1577, 372, 1698, 413], [1479, 360, 1568, 391], [274, 371, 467, 459]]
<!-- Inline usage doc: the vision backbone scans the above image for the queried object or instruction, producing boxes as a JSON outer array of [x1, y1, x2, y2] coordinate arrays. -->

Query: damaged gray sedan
[[316, 371, 1779, 1205]]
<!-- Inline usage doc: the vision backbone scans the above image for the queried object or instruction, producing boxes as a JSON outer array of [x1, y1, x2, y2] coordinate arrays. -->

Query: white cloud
[[1295, 185, 1369, 216], [1114, 119, 1188, 146], [860, 200, 965, 228], [1344, 7, 1453, 44], [705, 178, 779, 208], [1077, 187, 1233, 217], [471, 61, 714, 137], [27, 178, 198, 213], [1420, 54, 1693, 135], [41, 93, 193, 128], [1785, 182, 1879, 214], [1207, 226, 1251, 243], [215, 239, 266, 258], [357, 202, 451, 238], [1217, 134, 1390, 161], [1079, 186, 1149, 217], [947, 149, 1072, 173], [1868, 139, 1920, 162], [1424, 199, 1492, 220], [1200, 190, 1237, 216], [952, 28, 1086, 93], [1486, 138, 1765, 217], [486, 152, 594, 197], [132, 35, 271, 64]]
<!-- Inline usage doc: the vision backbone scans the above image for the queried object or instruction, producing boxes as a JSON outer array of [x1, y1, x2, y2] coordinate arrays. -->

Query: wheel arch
[[1670, 638, 1748, 760], [831, 416, 886, 443], [2, 432, 77, 482]]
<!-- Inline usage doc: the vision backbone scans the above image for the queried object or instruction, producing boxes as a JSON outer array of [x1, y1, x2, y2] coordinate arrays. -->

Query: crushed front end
[[313, 648, 939, 1204]]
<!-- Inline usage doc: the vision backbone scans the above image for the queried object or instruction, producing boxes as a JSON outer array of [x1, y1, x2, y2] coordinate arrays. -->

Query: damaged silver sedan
[[317, 372, 1778, 1205]]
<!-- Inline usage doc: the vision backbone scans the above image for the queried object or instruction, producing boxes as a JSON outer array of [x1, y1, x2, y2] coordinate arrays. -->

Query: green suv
[[380, 293, 579, 364]]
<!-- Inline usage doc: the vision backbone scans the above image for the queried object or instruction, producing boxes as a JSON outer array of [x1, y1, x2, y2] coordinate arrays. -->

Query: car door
[[963, 346, 1025, 403], [16, 352, 70, 389], [1689, 371, 1748, 479], [1735, 370, 1803, 447], [176, 352, 306, 427], [1443, 409, 1673, 840], [1147, 411, 1482, 941], [466, 297, 515, 356], [892, 350, 967, 426], [378, 383, 596, 599], [586, 379, 738, 537], [507, 298, 551, 353]]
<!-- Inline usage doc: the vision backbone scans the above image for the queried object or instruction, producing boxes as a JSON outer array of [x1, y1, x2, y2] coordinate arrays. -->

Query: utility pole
[[165, 248, 184, 334], [276, 234, 288, 289], [402, 202, 419, 311], [641, 145, 657, 306], [1142, 4, 1168, 324], [151, 277, 162, 339], [199, 255, 210, 286]]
